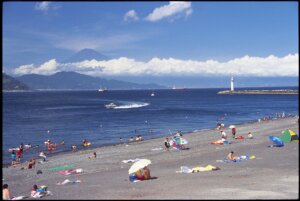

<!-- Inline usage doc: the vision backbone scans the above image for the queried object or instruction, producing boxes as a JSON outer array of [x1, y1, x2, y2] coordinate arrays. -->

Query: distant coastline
[[217, 89, 298, 95]]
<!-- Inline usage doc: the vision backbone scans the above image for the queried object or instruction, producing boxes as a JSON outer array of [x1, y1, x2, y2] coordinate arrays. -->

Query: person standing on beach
[[39, 151, 47, 162], [231, 127, 236, 138], [11, 151, 17, 167], [221, 130, 227, 140], [16, 148, 22, 163], [19, 143, 24, 153], [164, 138, 170, 150]]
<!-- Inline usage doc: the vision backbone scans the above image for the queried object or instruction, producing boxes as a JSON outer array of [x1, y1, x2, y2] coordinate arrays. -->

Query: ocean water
[[3, 88, 298, 164]]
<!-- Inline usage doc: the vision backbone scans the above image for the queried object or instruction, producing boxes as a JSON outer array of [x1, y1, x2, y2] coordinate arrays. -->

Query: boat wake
[[110, 102, 150, 109], [45, 106, 89, 110]]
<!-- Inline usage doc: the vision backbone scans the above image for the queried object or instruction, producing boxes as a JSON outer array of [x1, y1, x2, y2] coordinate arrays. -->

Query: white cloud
[[14, 59, 59, 75], [52, 33, 143, 52], [35, 2, 51, 11], [124, 10, 139, 22], [145, 1, 193, 22], [34, 2, 60, 13], [13, 54, 299, 77]]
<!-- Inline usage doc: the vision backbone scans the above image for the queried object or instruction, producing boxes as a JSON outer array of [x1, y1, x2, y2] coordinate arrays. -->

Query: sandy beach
[[3, 117, 299, 200]]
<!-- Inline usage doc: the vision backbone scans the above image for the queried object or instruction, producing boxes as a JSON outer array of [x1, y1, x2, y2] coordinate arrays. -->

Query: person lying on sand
[[88, 152, 97, 159], [31, 185, 51, 198], [21, 158, 36, 170]]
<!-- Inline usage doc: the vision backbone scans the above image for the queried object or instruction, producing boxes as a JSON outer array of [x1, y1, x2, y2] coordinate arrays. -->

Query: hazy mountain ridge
[[17, 71, 165, 90], [2, 73, 30, 90]]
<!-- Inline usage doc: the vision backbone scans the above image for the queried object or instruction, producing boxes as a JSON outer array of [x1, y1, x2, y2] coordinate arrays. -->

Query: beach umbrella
[[268, 136, 284, 147], [128, 159, 151, 174], [229, 125, 236, 129]]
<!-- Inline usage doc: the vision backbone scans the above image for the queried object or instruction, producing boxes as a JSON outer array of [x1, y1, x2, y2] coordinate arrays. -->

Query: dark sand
[[3, 117, 299, 199]]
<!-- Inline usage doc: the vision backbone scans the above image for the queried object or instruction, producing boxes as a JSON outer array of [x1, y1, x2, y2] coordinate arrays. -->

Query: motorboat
[[105, 102, 117, 109], [98, 87, 108, 92], [151, 92, 155, 96]]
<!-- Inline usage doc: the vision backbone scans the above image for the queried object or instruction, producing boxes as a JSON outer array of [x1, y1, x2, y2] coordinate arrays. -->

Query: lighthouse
[[230, 76, 234, 91]]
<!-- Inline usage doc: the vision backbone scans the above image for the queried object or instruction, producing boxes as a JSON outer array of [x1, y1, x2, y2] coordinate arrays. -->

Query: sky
[[3, 1, 299, 87]]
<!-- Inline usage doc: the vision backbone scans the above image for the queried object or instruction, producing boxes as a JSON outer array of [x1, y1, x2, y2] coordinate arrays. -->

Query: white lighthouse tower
[[230, 76, 234, 91]]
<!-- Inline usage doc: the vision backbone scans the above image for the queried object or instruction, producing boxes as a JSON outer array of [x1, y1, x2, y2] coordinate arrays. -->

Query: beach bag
[[129, 174, 138, 182], [236, 135, 244, 140], [37, 186, 47, 193]]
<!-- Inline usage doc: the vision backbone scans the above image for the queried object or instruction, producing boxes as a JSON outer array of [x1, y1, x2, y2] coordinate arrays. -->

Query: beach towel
[[56, 179, 82, 185], [122, 158, 141, 163], [176, 166, 193, 173], [11, 196, 28, 200], [176, 165, 220, 173], [192, 165, 220, 172], [216, 155, 256, 163], [48, 164, 75, 171], [151, 148, 163, 151], [211, 140, 224, 145], [217, 159, 242, 163], [58, 168, 83, 176]]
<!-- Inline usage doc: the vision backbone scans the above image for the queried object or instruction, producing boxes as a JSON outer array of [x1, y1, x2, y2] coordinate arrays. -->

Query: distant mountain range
[[15, 71, 165, 90], [2, 73, 30, 90], [3, 48, 165, 91]]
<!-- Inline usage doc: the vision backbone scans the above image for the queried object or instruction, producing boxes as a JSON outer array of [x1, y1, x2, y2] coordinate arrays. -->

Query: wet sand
[[3, 117, 299, 199]]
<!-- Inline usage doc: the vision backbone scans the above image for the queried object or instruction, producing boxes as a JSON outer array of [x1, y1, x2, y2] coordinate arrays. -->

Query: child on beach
[[248, 132, 253, 139], [71, 145, 77, 152], [11, 151, 17, 167]]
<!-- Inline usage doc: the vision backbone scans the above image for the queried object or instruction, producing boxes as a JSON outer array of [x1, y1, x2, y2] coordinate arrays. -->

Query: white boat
[[172, 86, 186, 90], [151, 92, 155, 96], [105, 102, 117, 109], [98, 87, 108, 92]]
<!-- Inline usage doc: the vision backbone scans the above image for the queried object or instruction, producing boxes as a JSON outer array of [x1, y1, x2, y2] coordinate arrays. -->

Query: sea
[[3, 87, 299, 165]]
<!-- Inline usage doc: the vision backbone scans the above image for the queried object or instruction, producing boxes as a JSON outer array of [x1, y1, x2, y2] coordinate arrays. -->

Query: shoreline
[[3, 117, 299, 199], [2, 116, 295, 167]]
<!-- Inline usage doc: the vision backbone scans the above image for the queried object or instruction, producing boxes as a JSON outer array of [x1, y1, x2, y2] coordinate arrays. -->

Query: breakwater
[[218, 89, 298, 95]]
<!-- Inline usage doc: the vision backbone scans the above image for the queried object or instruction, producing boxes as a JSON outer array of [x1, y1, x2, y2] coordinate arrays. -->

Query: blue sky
[[2, 1, 299, 87]]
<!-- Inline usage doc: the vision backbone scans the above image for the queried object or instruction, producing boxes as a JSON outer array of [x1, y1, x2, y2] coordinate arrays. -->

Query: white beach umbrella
[[128, 159, 151, 174], [229, 125, 236, 129]]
